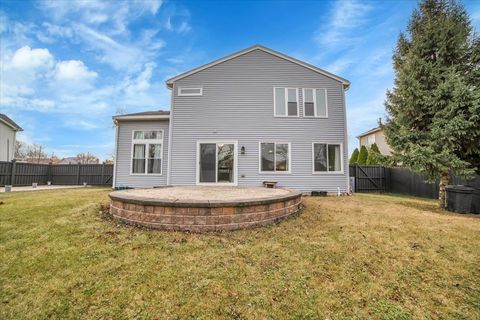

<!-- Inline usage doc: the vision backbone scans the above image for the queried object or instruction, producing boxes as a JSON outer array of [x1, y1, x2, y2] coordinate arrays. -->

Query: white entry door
[[196, 141, 237, 185]]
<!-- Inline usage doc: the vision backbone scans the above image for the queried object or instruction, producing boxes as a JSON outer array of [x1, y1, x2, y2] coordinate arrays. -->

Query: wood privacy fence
[[0, 161, 113, 186], [350, 165, 480, 199]]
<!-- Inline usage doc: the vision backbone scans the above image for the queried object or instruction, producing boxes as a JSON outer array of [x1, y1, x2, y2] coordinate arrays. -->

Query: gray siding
[[169, 49, 349, 193], [114, 120, 169, 188], [0, 122, 16, 161]]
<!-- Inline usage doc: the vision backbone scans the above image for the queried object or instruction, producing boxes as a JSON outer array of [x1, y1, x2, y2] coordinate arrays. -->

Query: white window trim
[[258, 141, 292, 174], [196, 140, 238, 186], [303, 88, 328, 118], [366, 134, 376, 147], [178, 87, 203, 96], [130, 130, 164, 176], [311, 142, 344, 174], [273, 87, 299, 117]]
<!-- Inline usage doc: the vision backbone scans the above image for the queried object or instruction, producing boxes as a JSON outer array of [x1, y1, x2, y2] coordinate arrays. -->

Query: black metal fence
[[350, 165, 480, 199], [0, 161, 113, 186]]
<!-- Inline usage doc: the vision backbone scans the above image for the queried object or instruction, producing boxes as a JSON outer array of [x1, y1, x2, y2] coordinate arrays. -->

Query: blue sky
[[1, 0, 479, 160]]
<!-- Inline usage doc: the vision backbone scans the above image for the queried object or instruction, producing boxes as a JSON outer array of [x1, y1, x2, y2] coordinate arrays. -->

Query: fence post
[[47, 162, 52, 184], [101, 162, 105, 185], [355, 164, 358, 192], [10, 159, 16, 186], [383, 166, 386, 192], [76, 162, 81, 185]]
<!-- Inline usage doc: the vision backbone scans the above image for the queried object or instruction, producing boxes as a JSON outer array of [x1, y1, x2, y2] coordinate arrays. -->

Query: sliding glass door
[[198, 142, 236, 184]]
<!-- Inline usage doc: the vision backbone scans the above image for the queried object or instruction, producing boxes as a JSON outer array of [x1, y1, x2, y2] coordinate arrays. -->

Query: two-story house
[[356, 126, 392, 155], [0, 114, 23, 161], [112, 45, 350, 193]]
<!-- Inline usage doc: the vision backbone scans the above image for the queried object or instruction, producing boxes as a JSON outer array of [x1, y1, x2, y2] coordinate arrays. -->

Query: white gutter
[[0, 118, 23, 131], [113, 115, 170, 121]]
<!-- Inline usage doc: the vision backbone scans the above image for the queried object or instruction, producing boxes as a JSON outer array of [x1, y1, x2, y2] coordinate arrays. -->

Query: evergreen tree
[[366, 143, 381, 165], [384, 0, 480, 207], [357, 145, 368, 165], [349, 148, 359, 165]]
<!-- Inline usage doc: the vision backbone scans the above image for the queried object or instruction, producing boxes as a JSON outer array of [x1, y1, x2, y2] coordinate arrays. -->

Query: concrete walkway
[[1, 185, 88, 193]]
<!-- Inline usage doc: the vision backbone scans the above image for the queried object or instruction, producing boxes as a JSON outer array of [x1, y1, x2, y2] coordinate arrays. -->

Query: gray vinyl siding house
[[113, 45, 350, 193]]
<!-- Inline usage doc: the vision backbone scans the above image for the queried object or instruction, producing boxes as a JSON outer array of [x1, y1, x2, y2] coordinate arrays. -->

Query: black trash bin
[[445, 185, 475, 214], [472, 188, 480, 214]]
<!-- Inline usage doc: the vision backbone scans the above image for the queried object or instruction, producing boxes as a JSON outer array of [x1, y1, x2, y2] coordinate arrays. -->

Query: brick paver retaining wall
[[109, 190, 302, 232]]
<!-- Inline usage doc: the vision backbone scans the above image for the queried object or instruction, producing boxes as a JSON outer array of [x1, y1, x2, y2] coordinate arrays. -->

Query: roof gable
[[166, 45, 350, 89], [0, 114, 23, 131]]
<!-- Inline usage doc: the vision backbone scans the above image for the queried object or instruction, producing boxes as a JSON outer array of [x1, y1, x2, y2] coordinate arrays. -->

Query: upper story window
[[366, 134, 376, 147], [303, 88, 328, 118], [132, 130, 163, 175], [178, 87, 203, 96], [274, 88, 298, 117], [260, 142, 291, 173], [313, 143, 342, 173]]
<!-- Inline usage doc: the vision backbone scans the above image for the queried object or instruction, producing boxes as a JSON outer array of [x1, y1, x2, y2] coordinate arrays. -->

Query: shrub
[[366, 143, 381, 165], [349, 148, 359, 165], [357, 145, 368, 164]]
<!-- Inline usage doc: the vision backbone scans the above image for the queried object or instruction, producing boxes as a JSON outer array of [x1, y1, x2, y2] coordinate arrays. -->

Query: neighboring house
[[356, 126, 392, 155], [0, 113, 23, 161], [112, 45, 350, 193]]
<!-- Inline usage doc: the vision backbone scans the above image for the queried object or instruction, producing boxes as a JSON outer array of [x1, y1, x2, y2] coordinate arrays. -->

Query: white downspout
[[112, 120, 119, 189], [167, 83, 174, 186]]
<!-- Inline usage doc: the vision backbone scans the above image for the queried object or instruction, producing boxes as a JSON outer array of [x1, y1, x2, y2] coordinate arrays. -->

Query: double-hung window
[[312, 143, 342, 173], [260, 142, 290, 173], [274, 88, 298, 116], [131, 130, 163, 174], [303, 88, 328, 117]]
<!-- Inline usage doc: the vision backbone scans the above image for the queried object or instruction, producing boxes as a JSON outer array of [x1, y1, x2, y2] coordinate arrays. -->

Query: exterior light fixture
[[241, 146, 246, 154]]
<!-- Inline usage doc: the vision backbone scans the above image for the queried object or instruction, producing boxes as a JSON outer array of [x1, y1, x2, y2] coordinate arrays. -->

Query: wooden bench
[[263, 181, 278, 188]]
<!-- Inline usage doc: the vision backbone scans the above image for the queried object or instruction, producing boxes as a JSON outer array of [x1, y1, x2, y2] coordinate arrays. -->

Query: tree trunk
[[439, 172, 450, 208]]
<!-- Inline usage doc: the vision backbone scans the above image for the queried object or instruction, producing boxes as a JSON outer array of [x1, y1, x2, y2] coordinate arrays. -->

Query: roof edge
[[0, 117, 23, 131], [165, 45, 350, 89], [113, 115, 170, 122], [356, 127, 382, 139]]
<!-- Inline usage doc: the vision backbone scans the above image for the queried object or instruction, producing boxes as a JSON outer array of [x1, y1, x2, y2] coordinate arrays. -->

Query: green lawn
[[1, 188, 479, 319]]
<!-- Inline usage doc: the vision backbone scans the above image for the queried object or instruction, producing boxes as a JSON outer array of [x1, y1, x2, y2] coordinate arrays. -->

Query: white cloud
[[0, 46, 101, 110], [41, 22, 73, 39], [324, 57, 354, 74], [136, 0, 163, 15], [54, 60, 97, 82], [72, 23, 163, 73], [66, 120, 99, 130], [123, 62, 155, 94], [40, 0, 163, 35], [164, 17, 173, 31], [9, 46, 54, 70], [315, 0, 371, 48], [177, 21, 191, 34]]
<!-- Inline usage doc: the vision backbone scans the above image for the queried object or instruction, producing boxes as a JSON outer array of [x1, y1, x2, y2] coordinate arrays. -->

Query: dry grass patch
[[0, 188, 479, 319]]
